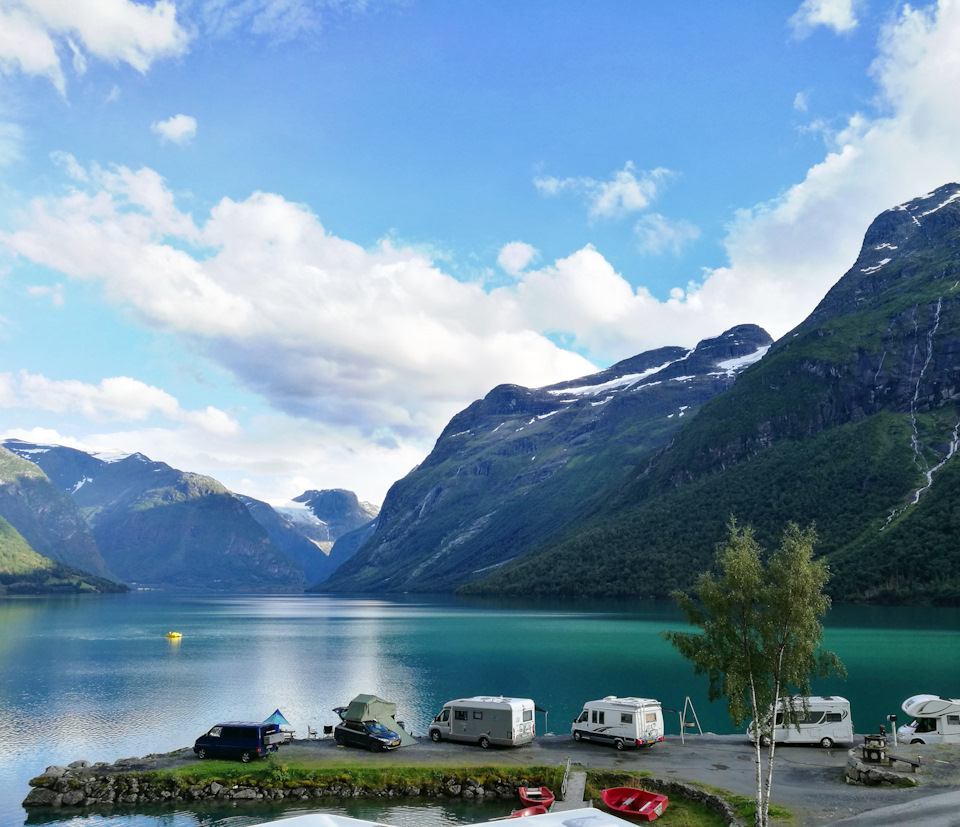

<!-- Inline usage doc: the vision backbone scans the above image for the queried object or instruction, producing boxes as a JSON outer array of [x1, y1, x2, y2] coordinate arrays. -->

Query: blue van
[[193, 721, 283, 762]]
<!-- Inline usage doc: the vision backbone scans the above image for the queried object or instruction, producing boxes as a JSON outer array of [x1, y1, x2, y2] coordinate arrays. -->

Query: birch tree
[[663, 519, 844, 827]]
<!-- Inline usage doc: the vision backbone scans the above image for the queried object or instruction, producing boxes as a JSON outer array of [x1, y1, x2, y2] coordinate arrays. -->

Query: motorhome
[[897, 695, 960, 745], [746, 695, 853, 748], [428, 696, 536, 748], [571, 696, 664, 750]]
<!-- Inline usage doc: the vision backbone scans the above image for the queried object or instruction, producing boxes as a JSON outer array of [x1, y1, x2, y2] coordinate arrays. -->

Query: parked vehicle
[[897, 695, 960, 745], [428, 696, 536, 748], [193, 721, 284, 762], [746, 695, 853, 748], [334, 719, 402, 751], [571, 697, 664, 750]]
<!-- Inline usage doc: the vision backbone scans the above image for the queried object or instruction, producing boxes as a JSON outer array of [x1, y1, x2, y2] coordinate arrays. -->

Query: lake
[[1, 593, 958, 826]]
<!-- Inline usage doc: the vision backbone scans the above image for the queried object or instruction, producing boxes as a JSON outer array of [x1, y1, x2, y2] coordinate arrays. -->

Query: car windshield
[[365, 723, 393, 735]]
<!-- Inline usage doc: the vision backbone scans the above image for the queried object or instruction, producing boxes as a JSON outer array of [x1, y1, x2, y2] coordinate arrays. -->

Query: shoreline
[[21, 733, 960, 825]]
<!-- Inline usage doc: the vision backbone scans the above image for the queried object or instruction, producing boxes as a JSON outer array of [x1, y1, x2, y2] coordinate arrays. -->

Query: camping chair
[[307, 726, 317, 739], [323, 725, 334, 738]]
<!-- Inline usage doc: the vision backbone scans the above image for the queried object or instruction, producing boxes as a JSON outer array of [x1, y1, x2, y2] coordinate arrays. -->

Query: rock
[[68, 760, 91, 769], [61, 790, 85, 806], [23, 787, 62, 807]]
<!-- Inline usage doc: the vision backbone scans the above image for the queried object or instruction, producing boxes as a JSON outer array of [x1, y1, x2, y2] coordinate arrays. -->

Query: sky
[[2, 0, 960, 507]]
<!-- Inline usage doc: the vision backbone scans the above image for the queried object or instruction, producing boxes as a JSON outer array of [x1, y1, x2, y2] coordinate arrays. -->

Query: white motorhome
[[746, 695, 853, 748], [428, 696, 536, 748], [571, 696, 664, 750], [897, 695, 960, 745]]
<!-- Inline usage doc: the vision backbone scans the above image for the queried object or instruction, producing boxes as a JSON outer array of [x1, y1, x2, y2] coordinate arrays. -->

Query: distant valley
[[3, 184, 960, 604]]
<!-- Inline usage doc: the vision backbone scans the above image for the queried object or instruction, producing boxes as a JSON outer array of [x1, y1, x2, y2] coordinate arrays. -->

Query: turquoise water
[[1, 593, 958, 826]]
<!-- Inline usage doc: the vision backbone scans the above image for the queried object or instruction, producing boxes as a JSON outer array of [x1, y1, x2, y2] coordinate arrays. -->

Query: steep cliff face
[[468, 184, 960, 604], [322, 324, 772, 593]]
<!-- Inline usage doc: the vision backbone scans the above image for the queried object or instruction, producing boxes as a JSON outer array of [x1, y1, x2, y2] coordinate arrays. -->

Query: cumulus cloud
[[535, 162, 673, 221], [0, 0, 190, 94], [790, 0, 860, 38], [1, 371, 240, 435], [1, 164, 595, 440], [497, 241, 538, 276], [26, 283, 63, 306], [151, 114, 198, 145]]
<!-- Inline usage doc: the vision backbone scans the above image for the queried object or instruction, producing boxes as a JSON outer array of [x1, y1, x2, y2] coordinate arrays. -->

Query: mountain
[[2, 441, 306, 591], [466, 183, 960, 605], [291, 489, 379, 543], [321, 324, 773, 593], [0, 446, 125, 594]]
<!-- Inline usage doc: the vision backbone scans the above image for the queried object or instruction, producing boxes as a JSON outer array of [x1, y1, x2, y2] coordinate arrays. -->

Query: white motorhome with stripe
[[571, 696, 664, 750], [897, 695, 960, 745]]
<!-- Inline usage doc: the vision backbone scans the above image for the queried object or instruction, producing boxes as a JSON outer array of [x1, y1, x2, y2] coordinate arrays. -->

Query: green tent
[[343, 694, 416, 746]]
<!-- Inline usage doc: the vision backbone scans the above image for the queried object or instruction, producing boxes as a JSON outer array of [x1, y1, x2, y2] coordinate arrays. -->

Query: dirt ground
[[79, 733, 960, 826]]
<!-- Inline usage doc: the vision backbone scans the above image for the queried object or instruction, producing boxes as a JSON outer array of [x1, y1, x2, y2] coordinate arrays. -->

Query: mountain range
[[0, 442, 378, 593], [4, 184, 960, 604]]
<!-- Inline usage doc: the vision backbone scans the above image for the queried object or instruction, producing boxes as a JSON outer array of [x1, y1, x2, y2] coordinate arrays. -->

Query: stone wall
[[637, 777, 742, 826], [24, 762, 541, 809], [845, 749, 920, 787]]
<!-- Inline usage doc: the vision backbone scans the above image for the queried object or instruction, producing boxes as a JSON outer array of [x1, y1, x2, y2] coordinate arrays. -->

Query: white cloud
[[634, 213, 701, 256], [0, 0, 190, 94], [535, 162, 673, 221], [0, 121, 22, 166], [2, 371, 240, 435], [151, 114, 198, 145], [790, 0, 860, 37], [497, 241, 538, 276], [794, 90, 810, 113], [1, 164, 595, 441]]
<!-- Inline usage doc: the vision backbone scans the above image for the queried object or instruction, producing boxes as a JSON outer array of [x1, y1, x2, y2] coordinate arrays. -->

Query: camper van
[[897, 695, 960, 745], [746, 695, 853, 748], [571, 697, 664, 750], [428, 696, 536, 748]]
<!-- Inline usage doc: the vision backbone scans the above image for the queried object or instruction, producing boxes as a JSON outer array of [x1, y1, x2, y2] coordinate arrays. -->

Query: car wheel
[[911, 738, 924, 745], [430, 730, 442, 743], [573, 730, 583, 742], [240, 751, 252, 763], [478, 736, 491, 749], [820, 737, 834, 749], [370, 740, 383, 752], [615, 739, 625, 751], [335, 735, 345, 746], [759, 735, 771, 747], [196, 747, 207, 759]]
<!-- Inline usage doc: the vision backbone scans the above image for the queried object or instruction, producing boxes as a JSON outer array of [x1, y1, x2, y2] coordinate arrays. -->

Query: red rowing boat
[[518, 786, 555, 808], [601, 787, 669, 821], [507, 805, 549, 818]]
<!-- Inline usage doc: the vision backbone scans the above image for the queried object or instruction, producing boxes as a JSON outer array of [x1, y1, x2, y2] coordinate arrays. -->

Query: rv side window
[[438, 710, 449, 722], [948, 715, 960, 726], [621, 713, 633, 724], [645, 713, 657, 724], [775, 713, 784, 726], [800, 712, 825, 726], [592, 711, 605, 724], [577, 711, 588, 723], [917, 718, 937, 733], [454, 710, 469, 721], [523, 710, 533, 723], [825, 713, 843, 723], [473, 711, 483, 720]]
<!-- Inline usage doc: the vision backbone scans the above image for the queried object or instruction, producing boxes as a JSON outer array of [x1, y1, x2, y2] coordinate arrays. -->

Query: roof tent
[[343, 694, 416, 746]]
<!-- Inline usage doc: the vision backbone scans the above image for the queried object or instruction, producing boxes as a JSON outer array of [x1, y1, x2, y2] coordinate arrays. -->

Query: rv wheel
[[430, 730, 442, 743], [911, 739, 925, 745], [478, 736, 491, 749], [573, 731, 583, 742], [819, 737, 834, 749], [196, 748, 207, 759], [240, 751, 252, 763], [615, 739, 625, 751], [759, 735, 771, 747]]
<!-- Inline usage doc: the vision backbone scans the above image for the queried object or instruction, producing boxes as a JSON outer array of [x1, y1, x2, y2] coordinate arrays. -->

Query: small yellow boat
[[165, 631, 182, 639]]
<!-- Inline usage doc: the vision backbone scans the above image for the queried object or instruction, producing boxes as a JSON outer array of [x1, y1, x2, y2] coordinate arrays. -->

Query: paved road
[[114, 732, 960, 826]]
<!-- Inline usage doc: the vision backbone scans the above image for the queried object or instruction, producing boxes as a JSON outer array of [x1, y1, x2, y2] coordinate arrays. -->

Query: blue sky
[[2, 0, 960, 505]]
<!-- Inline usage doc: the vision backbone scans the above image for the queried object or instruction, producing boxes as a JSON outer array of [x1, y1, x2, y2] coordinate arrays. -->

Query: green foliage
[[584, 771, 733, 826], [663, 519, 842, 827]]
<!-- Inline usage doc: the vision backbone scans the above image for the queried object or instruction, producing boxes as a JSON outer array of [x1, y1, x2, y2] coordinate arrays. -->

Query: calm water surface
[[1, 593, 958, 827]]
